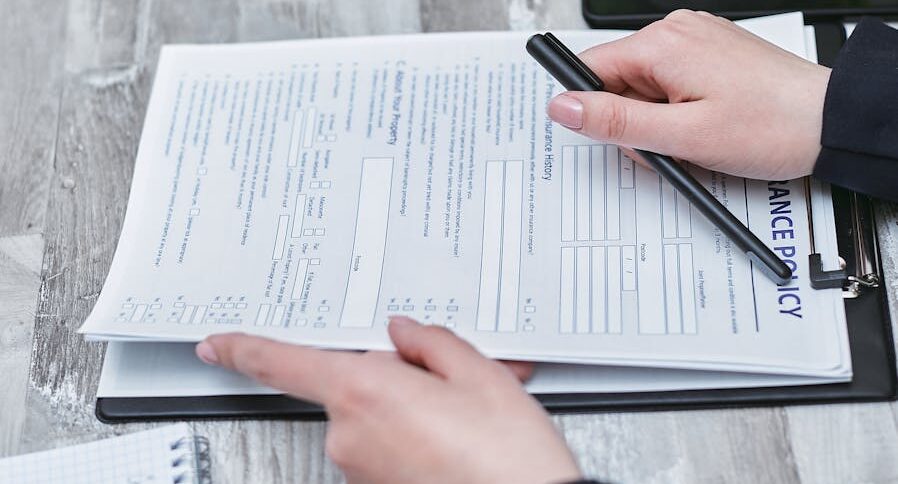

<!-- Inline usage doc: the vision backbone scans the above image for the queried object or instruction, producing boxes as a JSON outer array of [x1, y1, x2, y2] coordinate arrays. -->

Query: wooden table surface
[[2, 1, 897, 482]]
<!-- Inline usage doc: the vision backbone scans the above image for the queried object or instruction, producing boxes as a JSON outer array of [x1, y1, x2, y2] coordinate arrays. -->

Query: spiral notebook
[[0, 424, 211, 484]]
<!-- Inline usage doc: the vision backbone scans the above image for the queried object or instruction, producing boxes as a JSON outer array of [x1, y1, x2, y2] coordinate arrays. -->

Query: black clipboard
[[95, 22, 896, 423]]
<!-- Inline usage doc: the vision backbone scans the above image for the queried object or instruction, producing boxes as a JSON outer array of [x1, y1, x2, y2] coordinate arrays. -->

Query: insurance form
[[81, 13, 851, 378]]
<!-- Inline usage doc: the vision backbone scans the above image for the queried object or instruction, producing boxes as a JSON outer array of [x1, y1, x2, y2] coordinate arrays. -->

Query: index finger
[[198, 332, 355, 405], [576, 34, 651, 94]]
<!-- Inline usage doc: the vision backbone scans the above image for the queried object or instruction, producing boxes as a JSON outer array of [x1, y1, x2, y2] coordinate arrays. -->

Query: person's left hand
[[195, 317, 582, 484]]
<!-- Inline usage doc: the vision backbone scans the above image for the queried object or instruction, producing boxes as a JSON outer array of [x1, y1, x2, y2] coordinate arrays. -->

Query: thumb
[[547, 91, 700, 155]]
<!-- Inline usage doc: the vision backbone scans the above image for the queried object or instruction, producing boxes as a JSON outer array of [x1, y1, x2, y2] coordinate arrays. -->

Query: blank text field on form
[[605, 145, 621, 240], [590, 147, 606, 241], [576, 146, 591, 241], [291, 258, 310, 300], [287, 110, 304, 167], [565, 144, 622, 242], [561, 146, 575, 242], [560, 245, 631, 335], [302, 107, 317, 149], [272, 215, 289, 260], [291, 194, 308, 238], [340, 158, 394, 328], [661, 243, 698, 334], [476, 161, 523, 332]]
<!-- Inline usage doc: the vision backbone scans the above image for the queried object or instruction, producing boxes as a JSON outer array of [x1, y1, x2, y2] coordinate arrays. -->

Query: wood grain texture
[[0, 234, 45, 457], [0, 0, 67, 459], [558, 408, 801, 483], [420, 0, 509, 31], [1, 1, 897, 483], [21, 2, 152, 453], [0, 0, 66, 237], [507, 0, 589, 30]]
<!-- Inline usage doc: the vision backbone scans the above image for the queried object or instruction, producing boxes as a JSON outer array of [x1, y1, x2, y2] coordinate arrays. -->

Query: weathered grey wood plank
[[507, 0, 589, 30], [65, 0, 150, 74], [785, 402, 898, 484], [0, 234, 45, 457], [317, 0, 421, 36], [0, 0, 67, 236], [559, 408, 801, 484], [20, 0, 158, 454], [420, 0, 510, 31], [0, 0, 67, 459]]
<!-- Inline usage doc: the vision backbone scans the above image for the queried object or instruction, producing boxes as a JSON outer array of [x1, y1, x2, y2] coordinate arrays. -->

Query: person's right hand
[[547, 10, 831, 180]]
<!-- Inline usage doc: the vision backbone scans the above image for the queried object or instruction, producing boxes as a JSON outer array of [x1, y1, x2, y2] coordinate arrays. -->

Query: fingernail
[[195, 340, 219, 365], [389, 316, 416, 329], [547, 94, 583, 129]]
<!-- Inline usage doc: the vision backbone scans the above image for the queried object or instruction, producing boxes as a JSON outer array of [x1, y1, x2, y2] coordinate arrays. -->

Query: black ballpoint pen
[[526, 32, 793, 285]]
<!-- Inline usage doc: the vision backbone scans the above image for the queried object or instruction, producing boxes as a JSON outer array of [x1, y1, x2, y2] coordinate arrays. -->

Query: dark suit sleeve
[[813, 18, 898, 201]]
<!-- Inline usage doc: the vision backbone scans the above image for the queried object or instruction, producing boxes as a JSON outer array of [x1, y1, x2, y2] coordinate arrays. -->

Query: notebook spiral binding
[[170, 435, 213, 484]]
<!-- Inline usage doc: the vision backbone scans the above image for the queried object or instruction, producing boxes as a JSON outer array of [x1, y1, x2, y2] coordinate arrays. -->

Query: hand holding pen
[[527, 12, 831, 284]]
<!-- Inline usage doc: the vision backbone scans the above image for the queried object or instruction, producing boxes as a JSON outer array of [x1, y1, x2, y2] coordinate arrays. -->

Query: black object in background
[[582, 0, 898, 28]]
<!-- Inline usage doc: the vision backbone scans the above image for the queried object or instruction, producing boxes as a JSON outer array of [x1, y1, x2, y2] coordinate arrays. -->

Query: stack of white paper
[[81, 13, 851, 396]]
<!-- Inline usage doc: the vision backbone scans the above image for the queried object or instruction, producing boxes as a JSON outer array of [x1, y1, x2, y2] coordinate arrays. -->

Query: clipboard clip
[[805, 179, 881, 298]]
